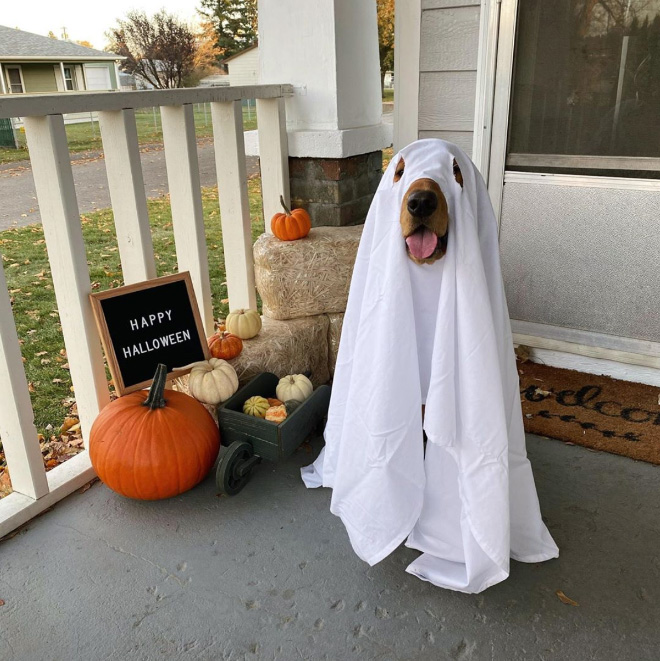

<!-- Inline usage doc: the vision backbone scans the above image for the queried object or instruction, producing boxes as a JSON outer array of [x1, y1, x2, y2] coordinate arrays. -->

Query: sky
[[1, 0, 202, 52]]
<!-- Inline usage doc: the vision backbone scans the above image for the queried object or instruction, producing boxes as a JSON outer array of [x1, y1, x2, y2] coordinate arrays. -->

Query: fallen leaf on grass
[[0, 599, 5, 606], [60, 417, 79, 434], [556, 590, 579, 606]]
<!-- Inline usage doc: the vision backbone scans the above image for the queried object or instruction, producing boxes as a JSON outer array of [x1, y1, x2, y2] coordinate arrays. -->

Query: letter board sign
[[90, 272, 210, 395]]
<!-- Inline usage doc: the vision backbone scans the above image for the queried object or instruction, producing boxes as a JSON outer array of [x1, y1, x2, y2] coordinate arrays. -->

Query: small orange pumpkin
[[208, 331, 243, 360], [271, 195, 311, 241], [89, 364, 220, 500]]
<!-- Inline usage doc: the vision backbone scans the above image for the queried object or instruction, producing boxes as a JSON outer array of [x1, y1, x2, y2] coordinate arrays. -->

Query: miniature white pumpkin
[[187, 359, 238, 406], [225, 309, 262, 340], [276, 374, 313, 403]]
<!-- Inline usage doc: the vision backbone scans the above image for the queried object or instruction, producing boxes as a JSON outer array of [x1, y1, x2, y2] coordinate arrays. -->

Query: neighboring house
[[223, 44, 259, 86], [395, 0, 660, 386], [199, 69, 230, 88], [0, 25, 123, 95]]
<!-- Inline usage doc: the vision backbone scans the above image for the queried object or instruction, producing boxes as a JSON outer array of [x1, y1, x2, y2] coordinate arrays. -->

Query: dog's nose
[[407, 190, 438, 218]]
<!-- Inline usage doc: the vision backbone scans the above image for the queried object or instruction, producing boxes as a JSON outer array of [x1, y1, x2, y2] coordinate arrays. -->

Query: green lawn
[[0, 149, 390, 491], [383, 88, 394, 102], [0, 104, 258, 165], [0, 178, 265, 436]]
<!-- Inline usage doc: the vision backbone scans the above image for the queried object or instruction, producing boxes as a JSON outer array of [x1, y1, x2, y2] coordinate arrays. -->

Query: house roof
[[0, 25, 122, 61], [221, 43, 258, 64]]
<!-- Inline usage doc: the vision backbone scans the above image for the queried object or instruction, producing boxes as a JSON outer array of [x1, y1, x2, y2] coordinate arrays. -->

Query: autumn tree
[[377, 0, 395, 90], [75, 40, 94, 49], [198, 0, 258, 61], [183, 20, 223, 86], [107, 10, 197, 89]]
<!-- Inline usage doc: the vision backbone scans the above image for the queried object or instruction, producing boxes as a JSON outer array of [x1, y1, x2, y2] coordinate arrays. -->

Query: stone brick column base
[[289, 151, 383, 227]]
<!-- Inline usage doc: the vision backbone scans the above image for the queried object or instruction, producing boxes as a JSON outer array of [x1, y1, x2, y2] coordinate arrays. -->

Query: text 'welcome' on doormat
[[518, 360, 660, 465]]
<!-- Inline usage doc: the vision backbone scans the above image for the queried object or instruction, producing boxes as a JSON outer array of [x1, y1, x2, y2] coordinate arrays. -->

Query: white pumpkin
[[276, 374, 313, 403], [187, 359, 238, 406], [226, 309, 262, 340]]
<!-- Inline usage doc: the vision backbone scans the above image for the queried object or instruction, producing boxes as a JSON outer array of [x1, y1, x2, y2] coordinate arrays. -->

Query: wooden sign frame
[[90, 272, 210, 396]]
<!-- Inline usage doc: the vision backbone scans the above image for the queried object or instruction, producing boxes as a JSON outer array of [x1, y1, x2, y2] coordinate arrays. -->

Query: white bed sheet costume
[[301, 139, 559, 594]]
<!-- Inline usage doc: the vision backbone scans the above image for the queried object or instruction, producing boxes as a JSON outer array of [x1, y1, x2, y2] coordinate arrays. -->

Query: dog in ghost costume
[[301, 139, 559, 594]]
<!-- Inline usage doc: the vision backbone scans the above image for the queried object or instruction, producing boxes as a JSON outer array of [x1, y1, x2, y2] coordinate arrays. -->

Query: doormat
[[518, 360, 660, 465]]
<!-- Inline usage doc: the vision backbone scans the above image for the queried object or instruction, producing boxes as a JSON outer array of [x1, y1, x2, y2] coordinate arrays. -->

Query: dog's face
[[396, 156, 463, 264]]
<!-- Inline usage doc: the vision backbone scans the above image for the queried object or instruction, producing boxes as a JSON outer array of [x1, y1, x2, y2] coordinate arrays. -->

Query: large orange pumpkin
[[271, 195, 311, 241], [89, 364, 220, 500], [208, 331, 243, 360]]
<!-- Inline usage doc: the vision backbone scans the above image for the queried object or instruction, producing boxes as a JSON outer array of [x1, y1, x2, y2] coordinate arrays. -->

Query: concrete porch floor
[[1, 435, 658, 661]]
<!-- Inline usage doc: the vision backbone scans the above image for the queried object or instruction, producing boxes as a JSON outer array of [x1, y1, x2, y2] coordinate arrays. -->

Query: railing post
[[160, 104, 214, 335], [0, 257, 49, 500], [23, 114, 111, 442], [210, 100, 257, 311], [256, 97, 290, 234], [98, 108, 157, 284]]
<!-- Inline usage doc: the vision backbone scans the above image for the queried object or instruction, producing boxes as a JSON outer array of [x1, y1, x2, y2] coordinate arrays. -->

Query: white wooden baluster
[[211, 100, 257, 311], [256, 97, 290, 234], [23, 115, 111, 442], [0, 258, 49, 500], [98, 108, 157, 284], [160, 104, 214, 335]]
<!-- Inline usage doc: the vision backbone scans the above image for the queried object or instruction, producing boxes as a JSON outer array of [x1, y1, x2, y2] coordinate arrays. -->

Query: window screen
[[507, 0, 660, 177]]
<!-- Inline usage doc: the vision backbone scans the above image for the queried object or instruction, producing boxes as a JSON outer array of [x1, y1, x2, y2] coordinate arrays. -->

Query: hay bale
[[327, 313, 344, 378], [254, 226, 362, 320], [229, 315, 330, 387]]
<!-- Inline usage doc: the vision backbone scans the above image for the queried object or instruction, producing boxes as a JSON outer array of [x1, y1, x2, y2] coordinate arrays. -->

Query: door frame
[[487, 0, 660, 374]]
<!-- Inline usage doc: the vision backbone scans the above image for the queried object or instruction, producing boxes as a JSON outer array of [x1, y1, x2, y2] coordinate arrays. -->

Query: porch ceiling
[[1, 436, 659, 660]]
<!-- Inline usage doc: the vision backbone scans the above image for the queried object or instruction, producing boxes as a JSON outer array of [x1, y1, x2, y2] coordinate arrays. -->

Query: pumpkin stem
[[279, 195, 292, 216], [144, 363, 168, 410]]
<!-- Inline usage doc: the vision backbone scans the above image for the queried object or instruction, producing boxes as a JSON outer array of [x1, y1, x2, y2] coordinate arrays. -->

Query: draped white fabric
[[301, 139, 558, 593]]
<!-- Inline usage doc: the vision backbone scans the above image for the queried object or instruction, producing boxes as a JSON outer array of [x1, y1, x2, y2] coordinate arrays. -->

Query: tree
[[183, 20, 223, 86], [377, 0, 395, 90], [75, 40, 94, 49], [198, 0, 258, 61], [47, 31, 57, 39], [107, 10, 197, 89]]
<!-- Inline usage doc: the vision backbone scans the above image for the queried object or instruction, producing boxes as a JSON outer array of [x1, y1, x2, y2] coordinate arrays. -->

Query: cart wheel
[[216, 441, 257, 496]]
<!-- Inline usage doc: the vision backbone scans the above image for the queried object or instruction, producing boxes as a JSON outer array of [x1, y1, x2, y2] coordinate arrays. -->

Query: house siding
[[20, 63, 57, 93], [418, 1, 481, 156], [227, 49, 259, 86]]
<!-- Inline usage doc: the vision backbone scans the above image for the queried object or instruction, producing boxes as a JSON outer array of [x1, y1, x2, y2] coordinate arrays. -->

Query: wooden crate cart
[[216, 372, 331, 495]]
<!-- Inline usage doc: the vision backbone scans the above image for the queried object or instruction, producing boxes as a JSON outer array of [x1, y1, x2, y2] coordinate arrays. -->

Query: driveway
[[0, 110, 394, 231], [0, 142, 259, 231]]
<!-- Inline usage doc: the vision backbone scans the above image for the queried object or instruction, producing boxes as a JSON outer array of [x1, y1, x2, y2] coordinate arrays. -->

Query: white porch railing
[[0, 85, 292, 537]]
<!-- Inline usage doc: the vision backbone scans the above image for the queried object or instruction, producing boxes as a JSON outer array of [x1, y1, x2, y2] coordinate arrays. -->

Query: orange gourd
[[271, 195, 311, 241], [208, 331, 243, 360], [89, 364, 220, 500]]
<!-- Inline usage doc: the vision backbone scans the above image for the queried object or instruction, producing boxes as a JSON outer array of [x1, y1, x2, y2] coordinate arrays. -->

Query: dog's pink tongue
[[406, 227, 438, 259]]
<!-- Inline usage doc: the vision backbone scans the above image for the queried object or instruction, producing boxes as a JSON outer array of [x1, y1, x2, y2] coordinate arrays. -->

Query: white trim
[[504, 170, 660, 192], [393, 0, 422, 151], [472, 0, 501, 178], [0, 56, 124, 62], [0, 84, 294, 118], [5, 64, 26, 94], [114, 62, 121, 91], [514, 333, 660, 371], [521, 347, 660, 388], [512, 320, 660, 359], [0, 64, 7, 95], [0, 452, 96, 538], [487, 0, 518, 222]]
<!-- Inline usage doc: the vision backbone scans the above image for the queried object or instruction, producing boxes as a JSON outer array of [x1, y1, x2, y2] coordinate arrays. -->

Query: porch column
[[257, 0, 391, 226]]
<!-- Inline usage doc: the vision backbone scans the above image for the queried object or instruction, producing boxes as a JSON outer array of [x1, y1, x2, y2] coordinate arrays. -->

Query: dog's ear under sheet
[[301, 139, 558, 594]]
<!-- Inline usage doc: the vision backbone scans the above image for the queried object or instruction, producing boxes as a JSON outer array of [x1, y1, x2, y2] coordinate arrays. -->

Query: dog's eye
[[394, 157, 405, 182]]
